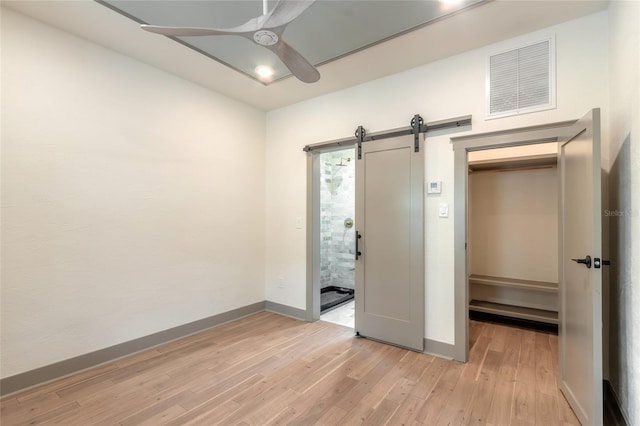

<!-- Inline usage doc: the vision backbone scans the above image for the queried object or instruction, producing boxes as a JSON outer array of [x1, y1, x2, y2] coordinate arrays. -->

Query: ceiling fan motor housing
[[253, 30, 279, 46]]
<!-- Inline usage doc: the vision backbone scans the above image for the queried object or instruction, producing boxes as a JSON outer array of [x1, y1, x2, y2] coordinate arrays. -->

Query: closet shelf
[[469, 274, 558, 293], [469, 300, 558, 324]]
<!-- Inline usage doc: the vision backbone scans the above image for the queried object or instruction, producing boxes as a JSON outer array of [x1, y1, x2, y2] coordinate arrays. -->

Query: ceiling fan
[[141, 0, 320, 83]]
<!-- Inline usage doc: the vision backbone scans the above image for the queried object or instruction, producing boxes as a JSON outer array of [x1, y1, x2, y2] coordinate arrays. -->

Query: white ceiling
[[4, 0, 608, 111], [99, 0, 484, 82]]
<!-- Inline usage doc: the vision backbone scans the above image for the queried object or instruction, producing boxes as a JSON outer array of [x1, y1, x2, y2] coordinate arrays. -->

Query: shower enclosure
[[319, 148, 356, 312]]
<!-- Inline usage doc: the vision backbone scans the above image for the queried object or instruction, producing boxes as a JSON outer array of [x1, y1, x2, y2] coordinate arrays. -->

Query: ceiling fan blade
[[262, 0, 316, 29], [141, 14, 265, 37], [268, 40, 320, 83], [140, 25, 235, 37]]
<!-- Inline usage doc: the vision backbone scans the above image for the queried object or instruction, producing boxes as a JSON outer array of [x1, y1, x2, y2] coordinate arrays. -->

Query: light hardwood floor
[[0, 312, 579, 425]]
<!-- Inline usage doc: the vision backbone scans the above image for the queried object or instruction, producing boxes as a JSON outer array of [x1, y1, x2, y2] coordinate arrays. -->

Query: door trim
[[306, 152, 320, 321], [451, 118, 579, 362]]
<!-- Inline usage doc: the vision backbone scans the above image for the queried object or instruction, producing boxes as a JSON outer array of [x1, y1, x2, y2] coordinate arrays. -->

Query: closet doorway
[[467, 143, 560, 328], [451, 110, 604, 425]]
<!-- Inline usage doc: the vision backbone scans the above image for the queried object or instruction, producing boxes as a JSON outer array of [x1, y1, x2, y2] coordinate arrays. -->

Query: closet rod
[[302, 115, 471, 153]]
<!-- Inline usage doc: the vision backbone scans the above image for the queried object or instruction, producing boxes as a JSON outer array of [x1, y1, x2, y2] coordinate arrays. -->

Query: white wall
[[1, 9, 266, 378], [607, 1, 640, 423], [265, 12, 609, 345]]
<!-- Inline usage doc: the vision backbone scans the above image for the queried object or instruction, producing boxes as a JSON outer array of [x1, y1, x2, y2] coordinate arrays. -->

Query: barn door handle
[[355, 231, 362, 260], [571, 255, 592, 268]]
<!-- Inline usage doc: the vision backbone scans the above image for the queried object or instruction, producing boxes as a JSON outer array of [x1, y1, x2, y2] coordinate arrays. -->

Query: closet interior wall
[[468, 152, 559, 324]]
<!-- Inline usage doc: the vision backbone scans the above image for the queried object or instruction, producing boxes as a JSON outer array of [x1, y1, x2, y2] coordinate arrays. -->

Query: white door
[[559, 109, 603, 425], [354, 135, 424, 351]]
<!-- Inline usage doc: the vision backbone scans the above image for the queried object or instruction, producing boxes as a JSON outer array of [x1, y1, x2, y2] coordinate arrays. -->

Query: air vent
[[487, 38, 555, 118]]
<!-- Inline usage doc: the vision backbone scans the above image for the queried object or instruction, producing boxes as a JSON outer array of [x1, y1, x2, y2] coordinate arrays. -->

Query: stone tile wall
[[319, 149, 356, 290]]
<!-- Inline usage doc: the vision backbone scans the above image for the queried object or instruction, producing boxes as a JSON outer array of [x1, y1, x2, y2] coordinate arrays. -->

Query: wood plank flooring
[[0, 312, 579, 425]]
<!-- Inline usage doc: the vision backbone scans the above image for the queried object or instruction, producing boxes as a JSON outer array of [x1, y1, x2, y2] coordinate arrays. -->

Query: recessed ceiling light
[[255, 65, 274, 80]]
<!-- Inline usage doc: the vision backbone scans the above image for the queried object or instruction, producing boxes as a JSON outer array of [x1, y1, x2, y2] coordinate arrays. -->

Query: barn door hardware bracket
[[355, 125, 365, 159], [411, 114, 425, 152], [302, 115, 471, 153]]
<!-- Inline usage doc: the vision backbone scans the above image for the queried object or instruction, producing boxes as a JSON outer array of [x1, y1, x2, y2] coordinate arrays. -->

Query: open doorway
[[317, 148, 355, 328], [467, 143, 560, 333], [450, 119, 580, 362], [451, 112, 604, 424]]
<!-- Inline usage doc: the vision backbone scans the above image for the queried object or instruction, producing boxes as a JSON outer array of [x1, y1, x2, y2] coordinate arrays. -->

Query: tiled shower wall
[[320, 149, 356, 290]]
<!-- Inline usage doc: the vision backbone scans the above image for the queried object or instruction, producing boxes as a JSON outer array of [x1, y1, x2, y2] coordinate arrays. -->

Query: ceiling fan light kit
[[255, 65, 275, 81], [141, 0, 320, 84]]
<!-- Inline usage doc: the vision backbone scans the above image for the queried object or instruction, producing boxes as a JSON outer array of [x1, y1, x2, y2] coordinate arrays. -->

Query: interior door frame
[[450, 119, 579, 362], [305, 144, 356, 322]]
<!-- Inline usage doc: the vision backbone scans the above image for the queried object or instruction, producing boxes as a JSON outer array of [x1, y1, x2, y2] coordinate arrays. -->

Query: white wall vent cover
[[487, 38, 555, 118]]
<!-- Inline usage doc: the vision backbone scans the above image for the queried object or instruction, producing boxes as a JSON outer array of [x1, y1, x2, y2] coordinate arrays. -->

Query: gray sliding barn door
[[559, 109, 603, 426], [354, 135, 424, 351]]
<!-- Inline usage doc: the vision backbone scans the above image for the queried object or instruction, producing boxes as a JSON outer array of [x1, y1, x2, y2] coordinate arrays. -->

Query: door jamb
[[306, 152, 320, 321], [450, 119, 578, 362]]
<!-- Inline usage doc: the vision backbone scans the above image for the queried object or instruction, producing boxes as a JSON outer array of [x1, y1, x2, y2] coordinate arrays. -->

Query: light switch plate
[[438, 203, 449, 218]]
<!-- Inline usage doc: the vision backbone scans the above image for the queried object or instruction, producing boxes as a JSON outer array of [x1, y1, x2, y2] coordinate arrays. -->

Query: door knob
[[571, 255, 592, 268]]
